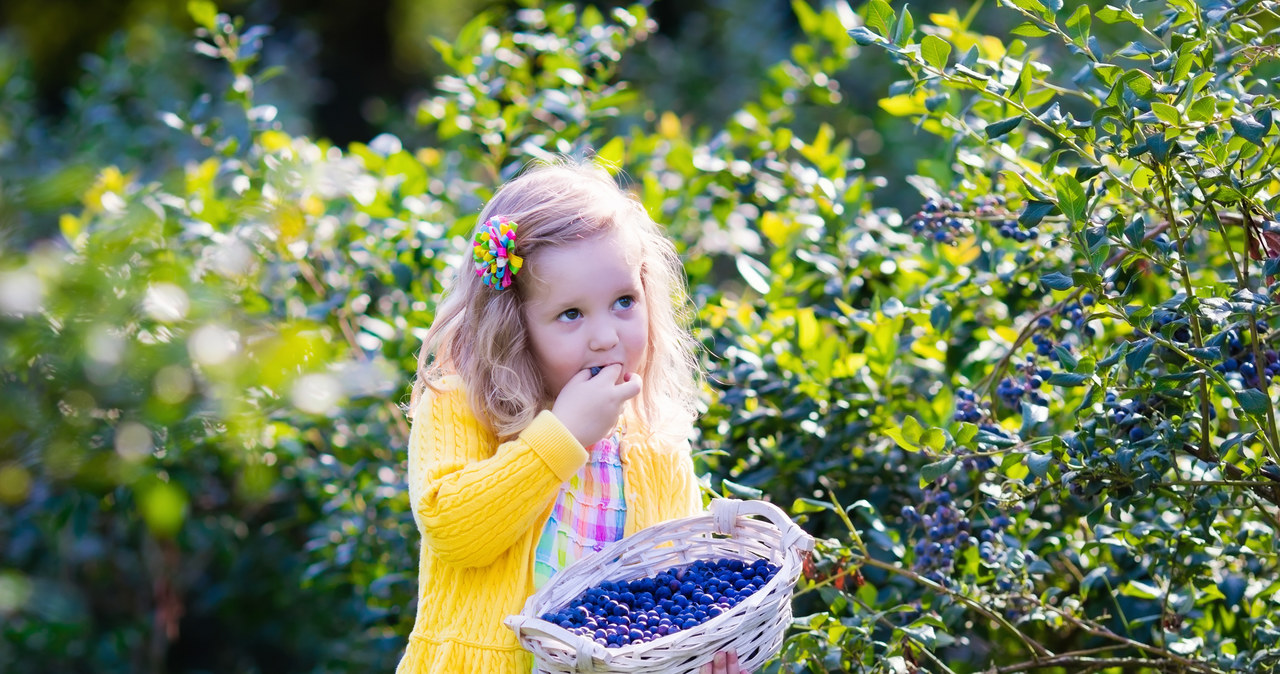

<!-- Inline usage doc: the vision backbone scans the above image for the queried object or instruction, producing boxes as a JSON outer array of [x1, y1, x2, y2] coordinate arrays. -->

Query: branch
[[997, 654, 1193, 673]]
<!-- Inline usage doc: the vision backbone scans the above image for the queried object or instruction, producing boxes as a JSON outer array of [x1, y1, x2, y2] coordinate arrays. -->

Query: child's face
[[521, 230, 649, 401]]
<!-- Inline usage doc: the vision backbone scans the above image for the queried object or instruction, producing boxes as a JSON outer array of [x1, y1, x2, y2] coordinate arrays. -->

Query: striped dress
[[533, 430, 626, 589]]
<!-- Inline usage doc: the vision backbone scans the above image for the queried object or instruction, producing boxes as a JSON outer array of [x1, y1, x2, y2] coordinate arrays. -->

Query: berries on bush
[[538, 558, 779, 648], [906, 483, 973, 585], [907, 194, 1032, 245], [1212, 327, 1279, 391], [997, 356, 1050, 409]]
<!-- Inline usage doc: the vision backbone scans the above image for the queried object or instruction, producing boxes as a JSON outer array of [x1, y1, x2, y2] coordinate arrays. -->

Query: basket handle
[[503, 614, 603, 672], [710, 498, 815, 553]]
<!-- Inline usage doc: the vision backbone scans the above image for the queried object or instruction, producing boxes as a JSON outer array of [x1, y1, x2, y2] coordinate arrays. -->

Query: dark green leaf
[[721, 479, 764, 499], [1020, 200, 1057, 227], [1237, 389, 1271, 417], [849, 26, 884, 45], [1125, 215, 1146, 246], [1126, 338, 1155, 371], [1027, 452, 1053, 479], [1231, 113, 1271, 147], [1098, 341, 1130, 368], [1047, 372, 1089, 386], [1040, 272, 1074, 290], [930, 303, 952, 332], [920, 455, 958, 484], [1075, 165, 1105, 181], [985, 116, 1022, 139]]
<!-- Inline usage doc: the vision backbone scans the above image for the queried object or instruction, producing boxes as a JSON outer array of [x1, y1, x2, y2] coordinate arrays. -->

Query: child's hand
[[700, 651, 747, 674], [551, 364, 641, 447]]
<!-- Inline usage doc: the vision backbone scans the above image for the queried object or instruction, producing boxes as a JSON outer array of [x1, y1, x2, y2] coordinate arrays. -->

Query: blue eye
[[559, 308, 582, 321], [615, 296, 636, 310]]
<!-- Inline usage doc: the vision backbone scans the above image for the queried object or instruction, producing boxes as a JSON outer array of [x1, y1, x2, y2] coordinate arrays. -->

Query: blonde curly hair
[[411, 158, 700, 442]]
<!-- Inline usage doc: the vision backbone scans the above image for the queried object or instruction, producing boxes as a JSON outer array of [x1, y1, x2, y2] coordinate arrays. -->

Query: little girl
[[397, 159, 744, 673]]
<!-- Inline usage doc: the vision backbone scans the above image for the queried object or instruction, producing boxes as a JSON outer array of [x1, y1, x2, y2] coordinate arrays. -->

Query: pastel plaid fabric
[[533, 430, 626, 590]]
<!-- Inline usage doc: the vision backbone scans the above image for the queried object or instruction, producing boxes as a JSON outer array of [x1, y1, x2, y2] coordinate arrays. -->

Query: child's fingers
[[617, 372, 642, 400]]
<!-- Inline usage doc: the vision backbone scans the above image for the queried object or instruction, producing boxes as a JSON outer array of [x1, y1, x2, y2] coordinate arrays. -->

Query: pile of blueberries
[[538, 558, 779, 648]]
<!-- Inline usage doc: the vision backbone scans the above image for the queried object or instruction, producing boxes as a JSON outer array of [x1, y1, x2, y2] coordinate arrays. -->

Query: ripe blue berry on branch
[[907, 193, 1033, 245]]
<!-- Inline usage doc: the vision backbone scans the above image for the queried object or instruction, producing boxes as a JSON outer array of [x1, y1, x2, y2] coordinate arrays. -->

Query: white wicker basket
[[505, 499, 814, 673]]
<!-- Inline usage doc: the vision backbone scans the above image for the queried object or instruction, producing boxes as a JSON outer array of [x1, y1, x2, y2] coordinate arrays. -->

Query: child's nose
[[588, 320, 619, 350]]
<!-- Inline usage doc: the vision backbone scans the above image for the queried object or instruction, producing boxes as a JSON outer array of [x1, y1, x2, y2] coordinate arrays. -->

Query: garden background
[[3, 0, 1280, 672]]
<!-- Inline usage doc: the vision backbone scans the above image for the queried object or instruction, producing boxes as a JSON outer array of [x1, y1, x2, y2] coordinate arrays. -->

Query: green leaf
[[1054, 174, 1087, 224], [1187, 96, 1216, 123], [919, 456, 958, 484], [1040, 272, 1074, 291], [1125, 215, 1146, 246], [1047, 372, 1089, 386], [863, 0, 895, 36], [985, 116, 1022, 139], [902, 415, 924, 444], [1011, 22, 1050, 37], [1126, 338, 1155, 371], [1237, 389, 1271, 417], [721, 479, 764, 499], [1231, 112, 1272, 147], [792, 497, 835, 514], [921, 428, 947, 452], [1064, 5, 1090, 33], [1054, 346, 1079, 371], [1027, 452, 1053, 479], [1075, 165, 1105, 181], [1151, 102, 1180, 125], [1004, 0, 1048, 15], [886, 418, 922, 452], [930, 303, 952, 332], [1096, 5, 1144, 25], [893, 6, 914, 45], [921, 35, 952, 70], [188, 0, 219, 31], [1122, 579, 1163, 600], [1019, 200, 1056, 227], [848, 26, 885, 45]]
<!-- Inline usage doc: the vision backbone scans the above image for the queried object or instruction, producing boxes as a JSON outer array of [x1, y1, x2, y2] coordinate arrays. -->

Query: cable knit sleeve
[[407, 379, 587, 568]]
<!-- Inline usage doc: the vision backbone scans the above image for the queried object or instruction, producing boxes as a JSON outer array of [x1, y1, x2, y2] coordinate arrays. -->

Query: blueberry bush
[[2, 0, 1280, 672]]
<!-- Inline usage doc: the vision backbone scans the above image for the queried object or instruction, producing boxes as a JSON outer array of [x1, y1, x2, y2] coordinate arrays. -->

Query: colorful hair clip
[[473, 216, 523, 290]]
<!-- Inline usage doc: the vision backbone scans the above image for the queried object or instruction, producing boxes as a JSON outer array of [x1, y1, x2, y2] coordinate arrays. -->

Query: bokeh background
[[7, 1, 1279, 673]]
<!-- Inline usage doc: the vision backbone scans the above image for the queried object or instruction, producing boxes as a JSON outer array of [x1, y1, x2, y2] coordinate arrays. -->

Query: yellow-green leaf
[[921, 35, 952, 70]]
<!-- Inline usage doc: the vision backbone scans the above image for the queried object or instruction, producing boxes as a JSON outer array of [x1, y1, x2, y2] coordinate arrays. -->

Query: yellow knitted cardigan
[[396, 376, 703, 674]]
